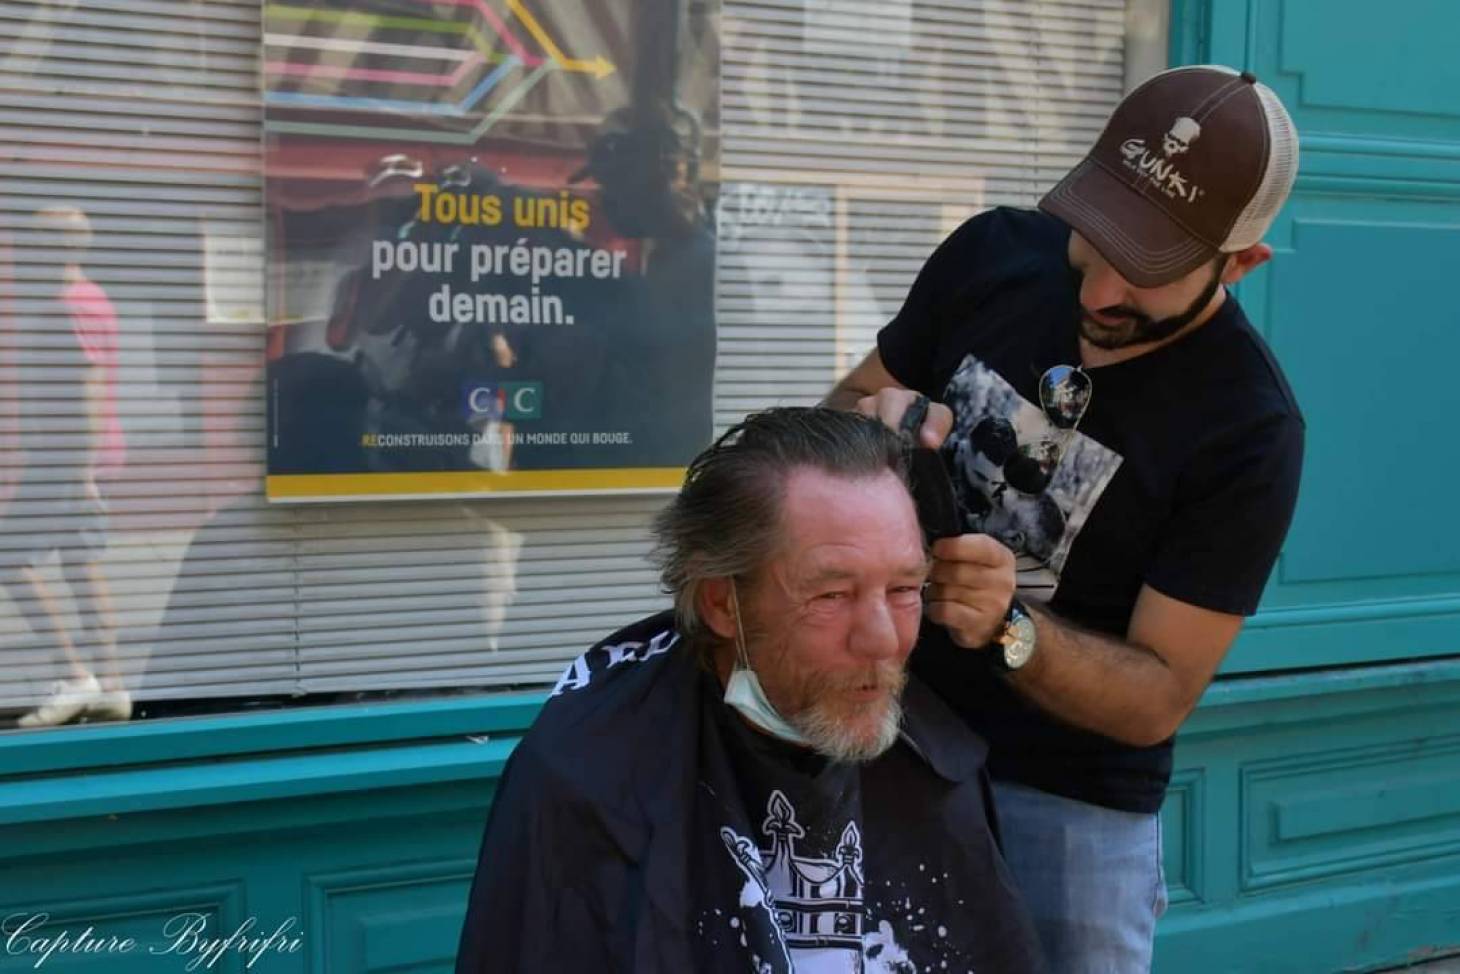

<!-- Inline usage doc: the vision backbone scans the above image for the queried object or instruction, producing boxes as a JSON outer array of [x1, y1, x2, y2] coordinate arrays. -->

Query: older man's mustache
[[810, 661, 907, 700]]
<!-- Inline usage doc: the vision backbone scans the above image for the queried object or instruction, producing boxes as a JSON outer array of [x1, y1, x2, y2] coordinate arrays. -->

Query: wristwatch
[[990, 598, 1037, 672]]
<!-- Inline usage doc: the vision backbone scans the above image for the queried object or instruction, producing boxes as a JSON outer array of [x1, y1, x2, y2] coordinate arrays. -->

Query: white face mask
[[721, 581, 810, 747]]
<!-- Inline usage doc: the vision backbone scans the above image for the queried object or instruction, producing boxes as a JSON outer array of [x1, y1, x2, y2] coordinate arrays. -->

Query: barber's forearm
[[1005, 603, 1191, 747], [822, 380, 866, 411], [824, 348, 906, 412]]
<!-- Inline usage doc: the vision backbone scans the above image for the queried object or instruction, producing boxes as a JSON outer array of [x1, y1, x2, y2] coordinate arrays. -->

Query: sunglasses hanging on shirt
[[1002, 365, 1094, 495]]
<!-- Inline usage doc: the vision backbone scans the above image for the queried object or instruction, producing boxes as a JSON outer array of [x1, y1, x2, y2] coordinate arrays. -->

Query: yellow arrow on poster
[[505, 0, 616, 78]]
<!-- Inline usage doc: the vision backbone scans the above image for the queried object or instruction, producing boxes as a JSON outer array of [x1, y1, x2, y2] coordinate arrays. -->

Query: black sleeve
[[1144, 412, 1304, 616], [455, 750, 621, 973], [455, 750, 551, 973], [876, 212, 994, 395]]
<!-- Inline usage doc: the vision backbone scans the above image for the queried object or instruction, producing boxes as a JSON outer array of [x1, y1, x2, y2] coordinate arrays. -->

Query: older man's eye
[[887, 586, 924, 608]]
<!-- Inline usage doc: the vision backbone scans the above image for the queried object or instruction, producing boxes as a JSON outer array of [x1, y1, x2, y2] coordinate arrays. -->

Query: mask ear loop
[[728, 579, 751, 670]]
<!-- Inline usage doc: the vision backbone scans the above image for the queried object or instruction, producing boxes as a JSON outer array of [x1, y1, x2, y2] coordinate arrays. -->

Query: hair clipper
[[899, 396, 964, 543]]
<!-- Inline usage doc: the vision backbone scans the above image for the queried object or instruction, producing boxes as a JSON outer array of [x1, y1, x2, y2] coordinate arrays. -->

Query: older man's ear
[[697, 577, 738, 641]]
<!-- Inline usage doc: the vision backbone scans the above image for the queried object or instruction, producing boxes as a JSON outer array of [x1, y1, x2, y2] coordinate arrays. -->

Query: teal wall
[[1158, 662, 1460, 972], [3, 3, 1459, 973], [4, 664, 1459, 973], [0, 697, 538, 974]]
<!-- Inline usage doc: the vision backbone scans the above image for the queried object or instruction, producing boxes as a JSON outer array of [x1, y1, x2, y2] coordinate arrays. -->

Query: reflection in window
[[0, 0, 1124, 731]]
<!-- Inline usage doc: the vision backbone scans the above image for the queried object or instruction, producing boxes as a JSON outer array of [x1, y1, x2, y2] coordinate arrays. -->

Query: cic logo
[[463, 382, 542, 421]]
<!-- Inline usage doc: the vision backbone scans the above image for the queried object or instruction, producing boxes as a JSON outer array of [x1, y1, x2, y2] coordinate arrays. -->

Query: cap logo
[[1118, 119, 1206, 205], [1162, 117, 1201, 157]]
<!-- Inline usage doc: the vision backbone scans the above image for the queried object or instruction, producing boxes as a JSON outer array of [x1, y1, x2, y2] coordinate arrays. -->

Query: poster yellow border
[[266, 467, 686, 503]]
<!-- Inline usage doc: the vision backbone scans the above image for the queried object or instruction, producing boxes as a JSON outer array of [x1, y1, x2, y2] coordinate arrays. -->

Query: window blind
[[0, 0, 1124, 711]]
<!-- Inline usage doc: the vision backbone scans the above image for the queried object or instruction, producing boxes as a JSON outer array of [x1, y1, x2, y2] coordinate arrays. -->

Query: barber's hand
[[924, 534, 1017, 649], [854, 387, 953, 449]]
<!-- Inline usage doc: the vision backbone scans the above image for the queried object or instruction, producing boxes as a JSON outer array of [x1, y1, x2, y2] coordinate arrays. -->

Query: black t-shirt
[[700, 671, 1046, 973], [878, 207, 1304, 813]]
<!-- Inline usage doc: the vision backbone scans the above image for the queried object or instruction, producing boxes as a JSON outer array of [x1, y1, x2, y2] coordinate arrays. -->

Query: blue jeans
[[991, 780, 1167, 974]]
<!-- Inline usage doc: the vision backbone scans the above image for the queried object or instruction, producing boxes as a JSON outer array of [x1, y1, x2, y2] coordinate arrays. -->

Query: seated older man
[[455, 408, 1044, 973]]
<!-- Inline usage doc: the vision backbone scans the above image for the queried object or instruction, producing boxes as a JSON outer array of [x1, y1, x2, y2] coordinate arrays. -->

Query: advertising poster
[[263, 0, 718, 501]]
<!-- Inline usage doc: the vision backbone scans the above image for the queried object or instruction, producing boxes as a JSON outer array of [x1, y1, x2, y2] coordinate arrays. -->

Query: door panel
[[1173, 0, 1460, 673]]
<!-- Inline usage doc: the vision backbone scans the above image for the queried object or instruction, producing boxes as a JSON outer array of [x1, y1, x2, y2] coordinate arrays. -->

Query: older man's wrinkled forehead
[[755, 466, 928, 597]]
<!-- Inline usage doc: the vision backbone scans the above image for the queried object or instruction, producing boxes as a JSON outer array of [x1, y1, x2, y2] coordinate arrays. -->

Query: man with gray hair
[[456, 407, 1044, 973]]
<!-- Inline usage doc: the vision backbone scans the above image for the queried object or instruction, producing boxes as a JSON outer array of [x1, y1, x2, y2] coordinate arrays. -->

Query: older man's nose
[[847, 596, 903, 660]]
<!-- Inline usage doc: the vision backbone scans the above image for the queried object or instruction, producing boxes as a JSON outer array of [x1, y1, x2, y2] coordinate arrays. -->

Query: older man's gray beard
[[788, 663, 907, 764]]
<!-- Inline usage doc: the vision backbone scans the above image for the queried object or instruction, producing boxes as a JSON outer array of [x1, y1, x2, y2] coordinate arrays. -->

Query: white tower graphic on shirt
[[721, 789, 866, 972]]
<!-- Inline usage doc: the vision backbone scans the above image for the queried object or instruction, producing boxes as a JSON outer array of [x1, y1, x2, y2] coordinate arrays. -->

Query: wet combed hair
[[650, 407, 911, 639]]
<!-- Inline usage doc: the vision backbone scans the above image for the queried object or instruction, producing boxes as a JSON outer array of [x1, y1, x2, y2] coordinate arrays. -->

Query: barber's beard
[[786, 662, 907, 763], [1079, 259, 1224, 350]]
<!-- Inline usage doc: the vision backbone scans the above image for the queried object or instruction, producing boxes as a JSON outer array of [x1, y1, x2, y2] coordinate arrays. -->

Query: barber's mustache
[[1084, 305, 1151, 327]]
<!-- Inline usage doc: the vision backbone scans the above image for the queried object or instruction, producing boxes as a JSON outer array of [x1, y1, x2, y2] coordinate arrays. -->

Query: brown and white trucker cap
[[1039, 65, 1298, 288]]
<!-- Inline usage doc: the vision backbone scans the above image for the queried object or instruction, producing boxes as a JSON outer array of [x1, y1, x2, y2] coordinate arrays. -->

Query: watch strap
[[988, 597, 1032, 672]]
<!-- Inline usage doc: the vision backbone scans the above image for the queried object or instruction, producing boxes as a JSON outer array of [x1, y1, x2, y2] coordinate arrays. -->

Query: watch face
[[1003, 614, 1037, 669]]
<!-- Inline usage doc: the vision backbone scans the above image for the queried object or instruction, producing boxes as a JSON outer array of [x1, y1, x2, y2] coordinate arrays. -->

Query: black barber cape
[[455, 611, 1045, 973]]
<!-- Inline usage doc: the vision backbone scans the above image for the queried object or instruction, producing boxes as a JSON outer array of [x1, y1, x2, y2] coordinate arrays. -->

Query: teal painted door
[[1174, 0, 1460, 674]]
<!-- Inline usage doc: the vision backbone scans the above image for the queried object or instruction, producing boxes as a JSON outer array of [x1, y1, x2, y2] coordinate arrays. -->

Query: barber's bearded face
[[737, 468, 927, 763], [1070, 232, 1227, 350]]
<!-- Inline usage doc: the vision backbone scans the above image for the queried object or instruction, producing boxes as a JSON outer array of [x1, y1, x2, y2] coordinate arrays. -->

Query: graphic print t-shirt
[[700, 674, 1045, 973], [877, 207, 1304, 812]]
